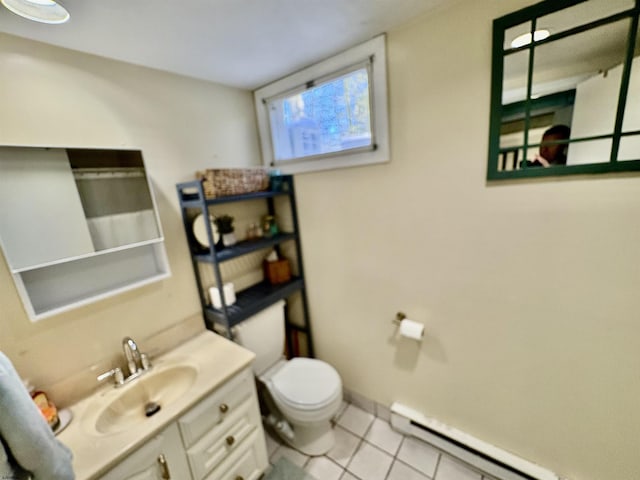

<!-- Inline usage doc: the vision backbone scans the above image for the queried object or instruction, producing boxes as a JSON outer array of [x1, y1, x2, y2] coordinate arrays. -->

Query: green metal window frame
[[487, 0, 640, 180]]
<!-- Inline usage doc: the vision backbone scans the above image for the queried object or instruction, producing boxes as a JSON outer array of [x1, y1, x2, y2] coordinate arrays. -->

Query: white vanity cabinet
[[96, 367, 268, 480], [178, 367, 267, 480], [96, 423, 191, 480]]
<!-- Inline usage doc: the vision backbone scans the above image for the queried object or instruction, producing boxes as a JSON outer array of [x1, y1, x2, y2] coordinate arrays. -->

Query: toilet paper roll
[[399, 318, 424, 340], [209, 283, 236, 309]]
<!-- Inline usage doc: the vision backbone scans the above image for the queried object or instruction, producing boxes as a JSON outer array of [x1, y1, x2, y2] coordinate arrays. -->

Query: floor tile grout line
[[380, 444, 395, 480], [336, 404, 376, 438], [343, 466, 365, 480], [301, 451, 310, 469], [310, 401, 369, 480], [341, 409, 379, 480], [361, 412, 376, 439], [391, 434, 442, 480], [323, 454, 349, 471], [384, 434, 406, 480], [389, 457, 439, 480], [342, 433, 365, 473], [366, 417, 405, 458], [346, 437, 397, 480]]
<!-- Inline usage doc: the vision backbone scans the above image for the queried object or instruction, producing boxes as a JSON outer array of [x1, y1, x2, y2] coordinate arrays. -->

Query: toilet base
[[281, 420, 336, 456]]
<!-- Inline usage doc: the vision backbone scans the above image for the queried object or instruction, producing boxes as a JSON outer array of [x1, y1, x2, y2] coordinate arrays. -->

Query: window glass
[[502, 49, 529, 105], [619, 24, 640, 161], [533, 19, 629, 142], [537, 0, 634, 37], [500, 49, 530, 170], [267, 67, 372, 162], [621, 24, 640, 133], [566, 138, 612, 165], [254, 35, 389, 174], [618, 136, 640, 161], [504, 22, 533, 52]]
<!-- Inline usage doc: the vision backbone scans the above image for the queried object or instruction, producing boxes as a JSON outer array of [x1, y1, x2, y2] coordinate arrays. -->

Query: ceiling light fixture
[[511, 29, 550, 49], [1, 0, 70, 24]]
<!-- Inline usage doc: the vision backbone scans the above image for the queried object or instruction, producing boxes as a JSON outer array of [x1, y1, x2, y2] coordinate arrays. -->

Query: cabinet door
[[97, 423, 191, 480], [0, 147, 95, 270]]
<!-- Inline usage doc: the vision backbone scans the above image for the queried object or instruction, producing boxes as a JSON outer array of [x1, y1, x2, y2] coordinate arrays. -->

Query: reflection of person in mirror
[[522, 125, 571, 168]]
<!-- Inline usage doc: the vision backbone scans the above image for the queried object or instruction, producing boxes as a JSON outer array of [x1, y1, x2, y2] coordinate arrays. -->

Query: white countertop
[[58, 330, 255, 480]]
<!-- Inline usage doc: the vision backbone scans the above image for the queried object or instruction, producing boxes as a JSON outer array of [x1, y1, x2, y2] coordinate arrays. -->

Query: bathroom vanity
[[59, 331, 268, 480]]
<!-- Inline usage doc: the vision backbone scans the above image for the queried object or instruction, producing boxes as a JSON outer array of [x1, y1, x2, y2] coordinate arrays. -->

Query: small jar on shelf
[[245, 222, 264, 241], [262, 215, 279, 237]]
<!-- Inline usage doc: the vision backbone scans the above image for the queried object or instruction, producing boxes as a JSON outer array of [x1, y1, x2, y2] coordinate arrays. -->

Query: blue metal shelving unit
[[176, 175, 314, 357]]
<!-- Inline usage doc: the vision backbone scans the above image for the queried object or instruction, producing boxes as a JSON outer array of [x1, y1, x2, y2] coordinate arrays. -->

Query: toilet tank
[[232, 300, 285, 375]]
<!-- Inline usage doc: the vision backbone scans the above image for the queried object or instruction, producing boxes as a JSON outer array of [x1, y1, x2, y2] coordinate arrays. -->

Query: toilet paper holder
[[392, 312, 425, 340], [392, 312, 407, 325]]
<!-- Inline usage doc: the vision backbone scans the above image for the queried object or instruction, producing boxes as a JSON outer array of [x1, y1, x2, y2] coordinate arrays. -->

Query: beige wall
[[0, 33, 261, 402], [1, 1, 640, 479], [294, 1, 640, 480]]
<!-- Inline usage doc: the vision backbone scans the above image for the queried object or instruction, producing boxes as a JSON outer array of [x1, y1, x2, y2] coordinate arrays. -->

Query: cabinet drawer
[[187, 397, 260, 480], [203, 430, 266, 480], [179, 368, 253, 447]]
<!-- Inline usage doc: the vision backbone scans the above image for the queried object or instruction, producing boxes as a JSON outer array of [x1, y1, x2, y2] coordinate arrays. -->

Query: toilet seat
[[265, 358, 342, 424], [270, 358, 341, 409]]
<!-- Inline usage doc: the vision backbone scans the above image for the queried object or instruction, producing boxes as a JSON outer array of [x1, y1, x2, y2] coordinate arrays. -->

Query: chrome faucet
[[122, 336, 142, 377], [97, 336, 152, 387]]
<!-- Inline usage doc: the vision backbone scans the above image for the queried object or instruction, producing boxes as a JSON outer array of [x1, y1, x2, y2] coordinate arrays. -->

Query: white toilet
[[233, 300, 342, 456]]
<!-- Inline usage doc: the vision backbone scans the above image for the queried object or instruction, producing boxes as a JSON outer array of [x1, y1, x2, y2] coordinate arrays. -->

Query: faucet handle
[[97, 367, 124, 386], [140, 353, 152, 371]]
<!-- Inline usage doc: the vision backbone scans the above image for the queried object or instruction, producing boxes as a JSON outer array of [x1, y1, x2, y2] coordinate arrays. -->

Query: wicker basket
[[196, 168, 270, 198]]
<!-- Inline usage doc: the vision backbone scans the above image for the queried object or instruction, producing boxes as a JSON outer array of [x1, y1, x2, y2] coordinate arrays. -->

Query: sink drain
[[144, 401, 161, 417]]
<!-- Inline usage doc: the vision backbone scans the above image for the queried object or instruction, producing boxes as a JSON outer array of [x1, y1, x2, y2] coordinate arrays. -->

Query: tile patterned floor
[[264, 402, 500, 480]]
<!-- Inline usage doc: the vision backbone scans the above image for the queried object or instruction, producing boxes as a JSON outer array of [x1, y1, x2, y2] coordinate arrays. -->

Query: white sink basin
[[83, 363, 198, 435]]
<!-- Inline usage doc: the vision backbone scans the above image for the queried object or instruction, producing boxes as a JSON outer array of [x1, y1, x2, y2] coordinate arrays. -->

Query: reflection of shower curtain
[[86, 209, 159, 251]]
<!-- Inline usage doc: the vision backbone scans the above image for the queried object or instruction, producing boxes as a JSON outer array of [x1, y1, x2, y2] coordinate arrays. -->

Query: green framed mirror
[[487, 0, 640, 180]]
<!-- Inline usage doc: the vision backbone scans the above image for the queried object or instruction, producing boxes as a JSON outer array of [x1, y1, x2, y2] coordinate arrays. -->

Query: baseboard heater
[[390, 403, 564, 480]]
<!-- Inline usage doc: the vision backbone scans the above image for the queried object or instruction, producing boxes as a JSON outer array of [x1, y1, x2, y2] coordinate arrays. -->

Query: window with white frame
[[254, 35, 389, 174]]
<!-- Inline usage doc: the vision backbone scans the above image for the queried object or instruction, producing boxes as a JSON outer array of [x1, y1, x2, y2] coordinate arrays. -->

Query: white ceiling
[[0, 0, 452, 90]]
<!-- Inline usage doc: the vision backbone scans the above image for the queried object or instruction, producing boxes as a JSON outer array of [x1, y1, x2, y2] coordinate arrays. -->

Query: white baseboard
[[390, 402, 564, 480]]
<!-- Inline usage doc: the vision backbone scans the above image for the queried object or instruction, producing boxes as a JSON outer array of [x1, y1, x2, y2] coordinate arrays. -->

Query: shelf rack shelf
[[192, 232, 298, 263], [176, 175, 314, 357], [204, 276, 305, 329]]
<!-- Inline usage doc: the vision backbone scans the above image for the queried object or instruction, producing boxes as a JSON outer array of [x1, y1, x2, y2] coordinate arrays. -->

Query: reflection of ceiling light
[[1, 0, 70, 24], [511, 29, 550, 48]]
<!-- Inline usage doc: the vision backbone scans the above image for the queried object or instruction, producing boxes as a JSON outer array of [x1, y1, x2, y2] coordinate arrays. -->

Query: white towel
[[0, 352, 75, 479]]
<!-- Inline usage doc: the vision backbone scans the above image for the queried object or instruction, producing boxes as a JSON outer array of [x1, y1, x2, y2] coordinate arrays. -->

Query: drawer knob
[[219, 403, 229, 413], [226, 435, 235, 446], [235, 477, 244, 480]]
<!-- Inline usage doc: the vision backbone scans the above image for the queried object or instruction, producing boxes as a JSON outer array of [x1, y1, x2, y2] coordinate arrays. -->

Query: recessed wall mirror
[[0, 146, 169, 321], [487, 0, 640, 180]]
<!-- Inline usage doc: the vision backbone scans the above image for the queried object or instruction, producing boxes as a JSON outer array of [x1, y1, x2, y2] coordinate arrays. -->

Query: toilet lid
[[270, 358, 341, 409]]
